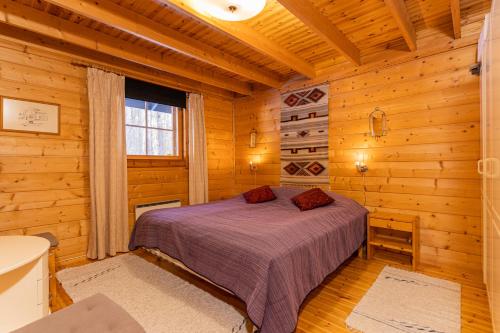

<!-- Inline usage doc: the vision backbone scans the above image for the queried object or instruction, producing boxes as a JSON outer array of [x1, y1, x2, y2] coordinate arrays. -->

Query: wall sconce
[[249, 155, 260, 173], [249, 160, 258, 172], [355, 153, 368, 173], [249, 128, 257, 148]]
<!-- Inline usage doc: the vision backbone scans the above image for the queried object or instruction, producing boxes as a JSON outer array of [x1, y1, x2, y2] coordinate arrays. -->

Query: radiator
[[135, 200, 181, 221]]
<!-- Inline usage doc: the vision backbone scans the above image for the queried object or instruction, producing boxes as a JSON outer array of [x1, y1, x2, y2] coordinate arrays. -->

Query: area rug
[[280, 84, 329, 187], [56, 254, 249, 333], [345, 266, 461, 333]]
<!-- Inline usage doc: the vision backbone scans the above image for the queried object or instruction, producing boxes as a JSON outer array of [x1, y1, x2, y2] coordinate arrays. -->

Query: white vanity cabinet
[[0, 236, 50, 332]]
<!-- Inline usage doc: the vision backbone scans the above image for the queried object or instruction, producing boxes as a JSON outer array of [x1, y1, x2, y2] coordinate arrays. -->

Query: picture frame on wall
[[0, 96, 60, 135]]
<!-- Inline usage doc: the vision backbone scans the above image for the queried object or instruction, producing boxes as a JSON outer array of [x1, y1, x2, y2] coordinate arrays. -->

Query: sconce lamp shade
[[355, 153, 368, 173], [249, 160, 258, 172]]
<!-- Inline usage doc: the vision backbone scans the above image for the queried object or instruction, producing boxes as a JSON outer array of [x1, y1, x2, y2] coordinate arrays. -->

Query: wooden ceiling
[[1, 0, 491, 94]]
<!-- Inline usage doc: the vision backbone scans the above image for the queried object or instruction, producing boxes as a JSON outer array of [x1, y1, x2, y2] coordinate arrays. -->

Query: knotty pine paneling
[[0, 38, 90, 266], [127, 159, 189, 231], [0, 36, 236, 268], [126, 94, 236, 230], [235, 44, 483, 281], [235, 90, 281, 190], [204, 95, 236, 201]]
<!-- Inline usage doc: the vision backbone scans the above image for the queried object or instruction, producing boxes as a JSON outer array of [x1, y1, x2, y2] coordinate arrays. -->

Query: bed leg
[[357, 244, 366, 259], [246, 319, 256, 332]]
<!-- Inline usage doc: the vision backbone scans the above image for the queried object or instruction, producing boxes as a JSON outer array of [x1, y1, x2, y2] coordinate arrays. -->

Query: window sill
[[127, 156, 187, 168], [127, 155, 183, 160]]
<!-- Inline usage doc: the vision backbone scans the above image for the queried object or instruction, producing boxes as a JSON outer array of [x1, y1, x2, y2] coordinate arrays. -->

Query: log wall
[[0, 37, 235, 267], [234, 42, 482, 280]]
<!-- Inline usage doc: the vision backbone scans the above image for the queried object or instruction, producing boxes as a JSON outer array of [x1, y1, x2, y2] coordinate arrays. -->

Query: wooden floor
[[53, 249, 493, 333]]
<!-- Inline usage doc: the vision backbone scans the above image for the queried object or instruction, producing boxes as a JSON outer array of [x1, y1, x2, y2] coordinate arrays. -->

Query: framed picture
[[0, 96, 60, 135]]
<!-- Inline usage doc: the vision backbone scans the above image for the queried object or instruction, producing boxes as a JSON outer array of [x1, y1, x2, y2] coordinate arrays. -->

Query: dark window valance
[[125, 78, 187, 108]]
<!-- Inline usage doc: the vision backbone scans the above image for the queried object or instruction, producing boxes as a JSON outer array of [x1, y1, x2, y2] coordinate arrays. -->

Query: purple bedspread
[[129, 187, 367, 333]]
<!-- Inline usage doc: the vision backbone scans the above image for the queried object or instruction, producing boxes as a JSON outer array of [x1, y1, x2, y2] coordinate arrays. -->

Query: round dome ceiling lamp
[[189, 0, 267, 21]]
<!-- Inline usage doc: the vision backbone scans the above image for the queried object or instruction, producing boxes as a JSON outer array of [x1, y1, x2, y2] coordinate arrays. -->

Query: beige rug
[[346, 266, 461, 333], [57, 254, 249, 333]]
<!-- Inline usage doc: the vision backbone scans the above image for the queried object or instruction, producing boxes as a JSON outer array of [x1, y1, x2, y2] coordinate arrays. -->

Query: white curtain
[[87, 67, 129, 260], [188, 93, 209, 205]]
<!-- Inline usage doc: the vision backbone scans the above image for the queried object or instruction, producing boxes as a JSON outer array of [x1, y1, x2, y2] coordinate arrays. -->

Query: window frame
[[126, 100, 185, 161]]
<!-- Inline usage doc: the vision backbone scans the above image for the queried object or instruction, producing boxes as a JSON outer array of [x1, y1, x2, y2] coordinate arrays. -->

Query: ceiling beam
[[162, 0, 316, 79], [450, 0, 461, 39], [0, 24, 234, 98], [384, 0, 417, 51], [42, 0, 282, 88], [276, 0, 361, 66], [0, 0, 252, 95]]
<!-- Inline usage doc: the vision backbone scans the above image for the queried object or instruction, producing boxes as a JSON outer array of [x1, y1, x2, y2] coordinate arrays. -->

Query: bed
[[129, 186, 368, 333]]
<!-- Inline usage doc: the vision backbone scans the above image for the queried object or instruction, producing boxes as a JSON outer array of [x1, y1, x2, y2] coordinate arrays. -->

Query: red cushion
[[243, 186, 277, 204], [291, 188, 334, 211]]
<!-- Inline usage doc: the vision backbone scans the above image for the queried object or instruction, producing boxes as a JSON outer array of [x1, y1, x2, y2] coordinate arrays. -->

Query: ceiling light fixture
[[189, 0, 266, 21]]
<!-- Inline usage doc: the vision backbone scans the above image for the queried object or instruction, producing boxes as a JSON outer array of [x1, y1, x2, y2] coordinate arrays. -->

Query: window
[[124, 77, 186, 159], [125, 98, 182, 157]]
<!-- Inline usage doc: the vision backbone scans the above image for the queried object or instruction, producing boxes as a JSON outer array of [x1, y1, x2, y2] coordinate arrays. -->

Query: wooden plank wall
[[205, 95, 236, 201], [234, 90, 281, 189], [234, 44, 482, 281], [127, 160, 188, 230], [127, 94, 235, 229], [0, 38, 90, 264], [0, 36, 236, 267]]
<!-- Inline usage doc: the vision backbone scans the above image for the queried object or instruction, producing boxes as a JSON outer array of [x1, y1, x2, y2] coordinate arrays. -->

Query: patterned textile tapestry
[[280, 84, 329, 187]]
